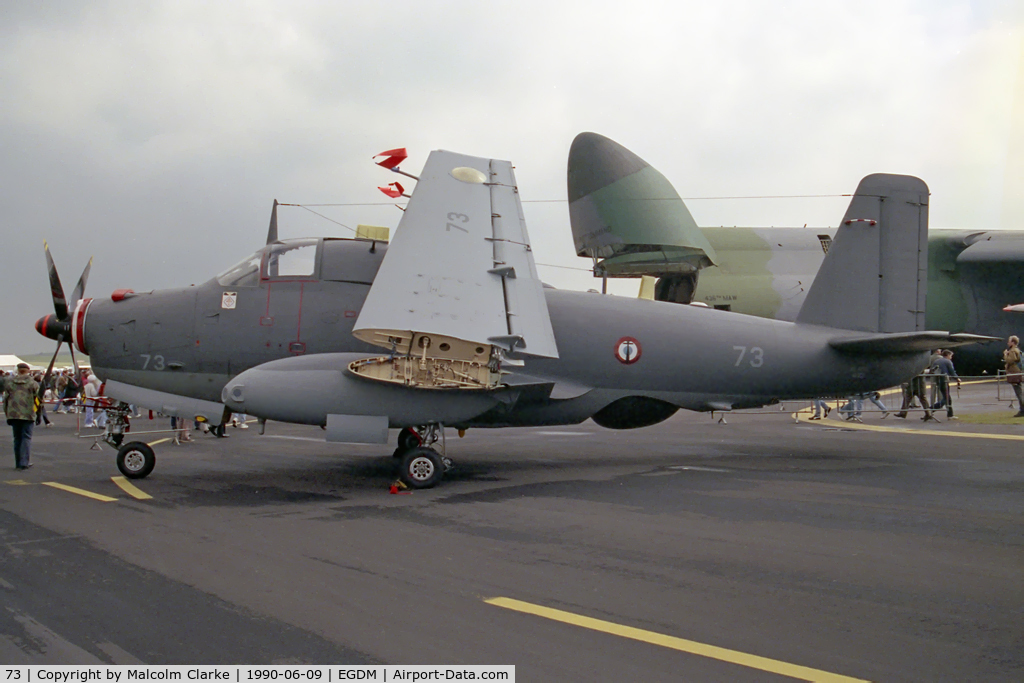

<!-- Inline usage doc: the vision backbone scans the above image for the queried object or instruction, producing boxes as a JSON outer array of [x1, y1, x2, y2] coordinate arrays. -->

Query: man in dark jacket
[[930, 350, 960, 417], [3, 363, 39, 469]]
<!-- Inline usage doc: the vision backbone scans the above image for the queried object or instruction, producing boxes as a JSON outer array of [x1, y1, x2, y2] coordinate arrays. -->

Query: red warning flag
[[374, 148, 408, 169], [378, 182, 405, 198]]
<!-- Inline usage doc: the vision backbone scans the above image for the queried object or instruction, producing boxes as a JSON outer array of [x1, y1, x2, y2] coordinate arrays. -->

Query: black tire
[[398, 447, 444, 489], [116, 441, 156, 479], [397, 427, 422, 452]]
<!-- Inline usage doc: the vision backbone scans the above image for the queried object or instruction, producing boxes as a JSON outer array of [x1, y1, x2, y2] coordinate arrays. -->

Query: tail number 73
[[733, 346, 764, 368]]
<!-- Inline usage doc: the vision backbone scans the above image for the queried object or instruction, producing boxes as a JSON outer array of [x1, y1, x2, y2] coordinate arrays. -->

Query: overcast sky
[[2, 0, 1021, 353]]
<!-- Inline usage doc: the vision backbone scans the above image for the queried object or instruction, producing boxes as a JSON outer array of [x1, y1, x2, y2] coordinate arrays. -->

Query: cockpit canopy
[[216, 238, 386, 287]]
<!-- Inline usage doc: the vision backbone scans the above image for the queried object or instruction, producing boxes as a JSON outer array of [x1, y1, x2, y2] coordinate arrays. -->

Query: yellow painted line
[[147, 438, 171, 446], [111, 476, 152, 500], [485, 597, 868, 682], [41, 482, 118, 502], [794, 413, 1024, 441], [4, 480, 33, 486]]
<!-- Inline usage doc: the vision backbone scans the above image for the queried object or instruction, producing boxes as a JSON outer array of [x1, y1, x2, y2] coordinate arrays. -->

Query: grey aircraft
[[34, 149, 994, 488]]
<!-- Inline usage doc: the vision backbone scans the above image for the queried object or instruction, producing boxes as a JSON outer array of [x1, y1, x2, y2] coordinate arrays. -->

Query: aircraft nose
[[35, 314, 70, 341]]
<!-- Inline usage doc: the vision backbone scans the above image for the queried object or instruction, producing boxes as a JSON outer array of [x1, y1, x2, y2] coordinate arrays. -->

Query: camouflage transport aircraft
[[568, 133, 1024, 374], [35, 149, 994, 488]]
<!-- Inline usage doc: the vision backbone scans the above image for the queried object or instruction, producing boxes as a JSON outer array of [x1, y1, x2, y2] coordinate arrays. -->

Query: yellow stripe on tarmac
[[111, 476, 152, 500], [485, 597, 868, 682], [4, 480, 32, 486], [147, 438, 171, 446], [794, 413, 1024, 441], [41, 482, 118, 502]]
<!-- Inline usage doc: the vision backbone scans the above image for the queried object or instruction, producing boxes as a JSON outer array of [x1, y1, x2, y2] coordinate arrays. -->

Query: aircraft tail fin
[[795, 174, 928, 332], [567, 132, 717, 276]]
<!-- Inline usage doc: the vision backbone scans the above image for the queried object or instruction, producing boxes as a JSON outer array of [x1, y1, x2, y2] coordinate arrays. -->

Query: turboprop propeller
[[34, 242, 93, 399]]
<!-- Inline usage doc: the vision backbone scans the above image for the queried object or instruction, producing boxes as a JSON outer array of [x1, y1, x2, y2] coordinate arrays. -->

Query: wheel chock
[[389, 479, 412, 495]]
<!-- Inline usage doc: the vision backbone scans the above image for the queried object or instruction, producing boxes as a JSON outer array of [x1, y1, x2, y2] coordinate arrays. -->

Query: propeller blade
[[266, 199, 279, 245], [70, 257, 93, 309], [37, 336, 63, 404], [44, 241, 69, 321]]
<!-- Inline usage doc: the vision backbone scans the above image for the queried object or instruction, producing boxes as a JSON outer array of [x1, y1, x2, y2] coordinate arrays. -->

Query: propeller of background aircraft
[[34, 242, 92, 401]]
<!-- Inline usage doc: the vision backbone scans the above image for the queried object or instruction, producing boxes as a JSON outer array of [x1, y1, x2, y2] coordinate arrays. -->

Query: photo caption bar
[[2, 666, 514, 683]]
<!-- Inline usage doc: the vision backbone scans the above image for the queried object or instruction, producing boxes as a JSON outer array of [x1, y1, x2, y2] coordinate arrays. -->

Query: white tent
[[0, 355, 41, 373]]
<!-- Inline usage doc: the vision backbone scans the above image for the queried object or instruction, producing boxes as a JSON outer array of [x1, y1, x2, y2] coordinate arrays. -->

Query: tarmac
[[0, 381, 1021, 681]]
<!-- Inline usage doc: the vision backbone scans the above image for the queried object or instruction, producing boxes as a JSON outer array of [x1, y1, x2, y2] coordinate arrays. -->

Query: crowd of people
[[806, 339, 1021, 423]]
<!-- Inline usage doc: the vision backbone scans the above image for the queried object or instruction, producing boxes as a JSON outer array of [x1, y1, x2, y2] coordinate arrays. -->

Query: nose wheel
[[116, 441, 156, 479]]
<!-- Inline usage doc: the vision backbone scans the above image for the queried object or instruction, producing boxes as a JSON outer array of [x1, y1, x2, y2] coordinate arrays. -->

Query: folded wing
[[351, 150, 558, 390]]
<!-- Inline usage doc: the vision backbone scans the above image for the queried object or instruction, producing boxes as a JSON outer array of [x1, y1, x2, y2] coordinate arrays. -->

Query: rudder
[[796, 174, 928, 332]]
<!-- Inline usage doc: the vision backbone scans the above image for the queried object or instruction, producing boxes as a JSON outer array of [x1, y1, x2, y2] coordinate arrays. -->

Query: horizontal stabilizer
[[830, 332, 1002, 355]]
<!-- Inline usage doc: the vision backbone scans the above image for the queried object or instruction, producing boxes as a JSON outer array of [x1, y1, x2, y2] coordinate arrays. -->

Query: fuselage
[[67, 237, 927, 429]]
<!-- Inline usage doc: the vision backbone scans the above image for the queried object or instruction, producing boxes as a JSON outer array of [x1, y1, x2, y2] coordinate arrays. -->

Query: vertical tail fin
[[796, 174, 928, 332], [567, 132, 717, 276]]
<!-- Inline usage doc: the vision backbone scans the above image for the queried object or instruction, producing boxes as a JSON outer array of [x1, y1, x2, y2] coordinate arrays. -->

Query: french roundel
[[615, 337, 642, 364]]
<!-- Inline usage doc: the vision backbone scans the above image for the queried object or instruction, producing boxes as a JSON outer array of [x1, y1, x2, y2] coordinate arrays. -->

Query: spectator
[[32, 372, 52, 427], [897, 373, 934, 421], [83, 374, 104, 428], [1004, 336, 1023, 417], [4, 363, 39, 469], [930, 350, 960, 417], [809, 399, 830, 420], [839, 395, 864, 423], [866, 391, 889, 418]]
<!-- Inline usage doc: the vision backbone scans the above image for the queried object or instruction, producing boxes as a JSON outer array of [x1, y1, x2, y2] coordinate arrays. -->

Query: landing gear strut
[[393, 424, 454, 489], [102, 401, 132, 450]]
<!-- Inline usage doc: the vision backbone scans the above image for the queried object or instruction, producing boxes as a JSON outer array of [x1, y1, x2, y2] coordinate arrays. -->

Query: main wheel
[[398, 447, 444, 489], [116, 441, 156, 479]]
